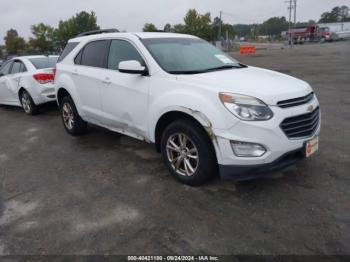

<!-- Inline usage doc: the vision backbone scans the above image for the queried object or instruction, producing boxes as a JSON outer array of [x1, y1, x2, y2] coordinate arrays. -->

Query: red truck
[[282, 26, 321, 44]]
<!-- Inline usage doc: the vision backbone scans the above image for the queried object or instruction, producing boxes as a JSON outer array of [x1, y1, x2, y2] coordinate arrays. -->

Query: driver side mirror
[[118, 60, 148, 76]]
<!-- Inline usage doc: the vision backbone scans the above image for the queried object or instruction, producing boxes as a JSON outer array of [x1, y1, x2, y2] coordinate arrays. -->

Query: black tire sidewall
[[160, 119, 217, 186]]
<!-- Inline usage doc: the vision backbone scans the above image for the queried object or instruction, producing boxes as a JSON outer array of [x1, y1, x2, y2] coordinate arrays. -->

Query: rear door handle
[[72, 70, 79, 76], [102, 77, 111, 85]]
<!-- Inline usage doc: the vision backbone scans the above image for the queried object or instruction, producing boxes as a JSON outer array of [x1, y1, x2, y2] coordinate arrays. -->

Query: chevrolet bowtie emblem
[[307, 105, 314, 112]]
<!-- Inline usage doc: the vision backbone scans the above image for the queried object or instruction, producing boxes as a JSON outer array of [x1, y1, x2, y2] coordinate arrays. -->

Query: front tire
[[160, 119, 217, 186], [20, 90, 38, 115], [60, 96, 87, 136]]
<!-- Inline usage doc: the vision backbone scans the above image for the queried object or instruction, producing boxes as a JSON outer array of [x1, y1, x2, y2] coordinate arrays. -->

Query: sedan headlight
[[219, 93, 273, 121]]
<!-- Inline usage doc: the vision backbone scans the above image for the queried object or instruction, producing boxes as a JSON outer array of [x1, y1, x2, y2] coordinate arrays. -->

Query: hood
[[177, 66, 313, 105]]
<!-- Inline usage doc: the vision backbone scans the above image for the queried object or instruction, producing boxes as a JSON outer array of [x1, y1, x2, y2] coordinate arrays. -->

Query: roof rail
[[77, 28, 120, 37]]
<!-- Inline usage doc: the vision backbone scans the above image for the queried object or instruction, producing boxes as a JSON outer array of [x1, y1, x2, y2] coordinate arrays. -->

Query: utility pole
[[218, 11, 222, 41], [286, 0, 293, 47], [294, 0, 297, 29]]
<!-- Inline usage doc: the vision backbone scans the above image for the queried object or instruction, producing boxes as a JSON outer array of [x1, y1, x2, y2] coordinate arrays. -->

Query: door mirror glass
[[118, 60, 148, 75]]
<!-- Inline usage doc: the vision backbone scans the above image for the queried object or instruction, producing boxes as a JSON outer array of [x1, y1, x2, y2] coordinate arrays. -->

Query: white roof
[[69, 32, 197, 42], [13, 55, 59, 60], [134, 32, 196, 39]]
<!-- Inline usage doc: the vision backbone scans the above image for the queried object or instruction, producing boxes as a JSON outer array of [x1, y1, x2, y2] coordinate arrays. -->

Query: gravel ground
[[0, 41, 349, 256]]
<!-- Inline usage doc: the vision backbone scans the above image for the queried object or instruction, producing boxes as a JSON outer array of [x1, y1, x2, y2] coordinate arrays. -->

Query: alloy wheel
[[166, 133, 199, 176], [62, 102, 75, 130], [21, 92, 31, 113]]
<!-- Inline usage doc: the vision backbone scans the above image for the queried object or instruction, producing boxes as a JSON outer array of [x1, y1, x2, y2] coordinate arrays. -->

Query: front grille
[[280, 107, 320, 139], [277, 92, 314, 108]]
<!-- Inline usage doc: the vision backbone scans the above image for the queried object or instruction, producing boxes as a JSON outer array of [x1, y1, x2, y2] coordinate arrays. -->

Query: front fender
[[148, 88, 238, 164], [148, 88, 235, 142]]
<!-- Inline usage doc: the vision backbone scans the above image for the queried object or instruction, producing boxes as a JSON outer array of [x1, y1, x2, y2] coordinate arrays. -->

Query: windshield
[[29, 57, 58, 69], [141, 37, 242, 74]]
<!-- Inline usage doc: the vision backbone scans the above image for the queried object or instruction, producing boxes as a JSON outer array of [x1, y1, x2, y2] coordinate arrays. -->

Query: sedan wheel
[[20, 90, 37, 115], [21, 93, 32, 113]]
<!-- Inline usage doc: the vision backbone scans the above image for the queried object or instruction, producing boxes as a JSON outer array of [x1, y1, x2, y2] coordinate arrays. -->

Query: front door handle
[[72, 70, 79, 76], [102, 77, 111, 85]]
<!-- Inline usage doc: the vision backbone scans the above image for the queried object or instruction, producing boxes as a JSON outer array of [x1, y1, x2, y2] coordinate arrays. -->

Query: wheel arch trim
[[152, 107, 223, 163]]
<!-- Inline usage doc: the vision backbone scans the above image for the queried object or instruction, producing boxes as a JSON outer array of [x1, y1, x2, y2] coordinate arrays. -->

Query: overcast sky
[[1, 0, 349, 44]]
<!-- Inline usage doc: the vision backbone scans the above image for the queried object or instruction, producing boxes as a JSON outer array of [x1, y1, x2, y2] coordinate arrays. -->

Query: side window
[[0, 61, 13, 76], [11, 61, 22, 74], [108, 40, 144, 70], [58, 42, 79, 63], [19, 63, 27, 73], [74, 49, 83, 65], [80, 40, 110, 68]]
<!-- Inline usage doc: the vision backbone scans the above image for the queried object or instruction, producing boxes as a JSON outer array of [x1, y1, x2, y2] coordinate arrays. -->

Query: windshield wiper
[[168, 64, 245, 75], [201, 64, 244, 72], [168, 70, 206, 74]]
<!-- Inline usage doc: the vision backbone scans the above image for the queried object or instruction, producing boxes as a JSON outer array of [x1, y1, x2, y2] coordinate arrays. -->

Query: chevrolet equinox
[[54, 31, 321, 185]]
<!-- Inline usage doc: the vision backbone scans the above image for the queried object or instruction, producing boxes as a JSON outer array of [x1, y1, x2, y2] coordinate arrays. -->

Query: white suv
[[54, 31, 320, 185]]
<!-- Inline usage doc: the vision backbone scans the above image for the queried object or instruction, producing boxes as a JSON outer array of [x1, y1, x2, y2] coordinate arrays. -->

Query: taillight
[[33, 73, 54, 84]]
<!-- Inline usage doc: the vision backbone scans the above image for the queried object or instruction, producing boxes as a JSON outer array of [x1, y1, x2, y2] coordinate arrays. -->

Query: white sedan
[[0, 55, 58, 115]]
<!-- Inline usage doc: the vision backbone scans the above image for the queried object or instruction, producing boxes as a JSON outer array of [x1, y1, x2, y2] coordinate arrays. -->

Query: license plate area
[[305, 136, 319, 158]]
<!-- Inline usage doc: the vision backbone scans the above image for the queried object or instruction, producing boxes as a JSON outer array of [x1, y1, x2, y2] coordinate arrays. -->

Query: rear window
[[29, 57, 58, 69], [57, 42, 79, 63]]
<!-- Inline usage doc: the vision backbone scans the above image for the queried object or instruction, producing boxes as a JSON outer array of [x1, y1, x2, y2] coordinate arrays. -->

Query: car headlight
[[219, 93, 273, 121]]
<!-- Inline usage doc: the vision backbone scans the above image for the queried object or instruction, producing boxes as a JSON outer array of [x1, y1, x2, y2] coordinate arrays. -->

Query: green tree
[[233, 24, 252, 38], [319, 5, 350, 23], [172, 24, 186, 34], [54, 11, 100, 50], [28, 23, 55, 54], [212, 17, 222, 39], [4, 29, 26, 55], [259, 17, 288, 37], [182, 9, 212, 41], [213, 17, 235, 40], [163, 23, 172, 32], [143, 23, 158, 32]]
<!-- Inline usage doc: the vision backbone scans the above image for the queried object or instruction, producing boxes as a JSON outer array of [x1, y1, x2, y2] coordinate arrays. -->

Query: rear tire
[[60, 96, 87, 136], [20, 90, 38, 115], [160, 119, 217, 186]]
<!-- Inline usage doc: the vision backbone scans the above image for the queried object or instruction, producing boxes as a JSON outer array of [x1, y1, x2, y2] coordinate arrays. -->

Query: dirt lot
[[0, 41, 349, 256]]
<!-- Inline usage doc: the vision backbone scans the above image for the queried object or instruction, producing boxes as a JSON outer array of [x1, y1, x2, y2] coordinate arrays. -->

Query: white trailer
[[318, 22, 350, 40]]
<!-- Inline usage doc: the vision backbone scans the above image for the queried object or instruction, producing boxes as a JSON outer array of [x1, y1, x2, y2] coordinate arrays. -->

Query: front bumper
[[219, 147, 305, 181], [212, 98, 320, 181]]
